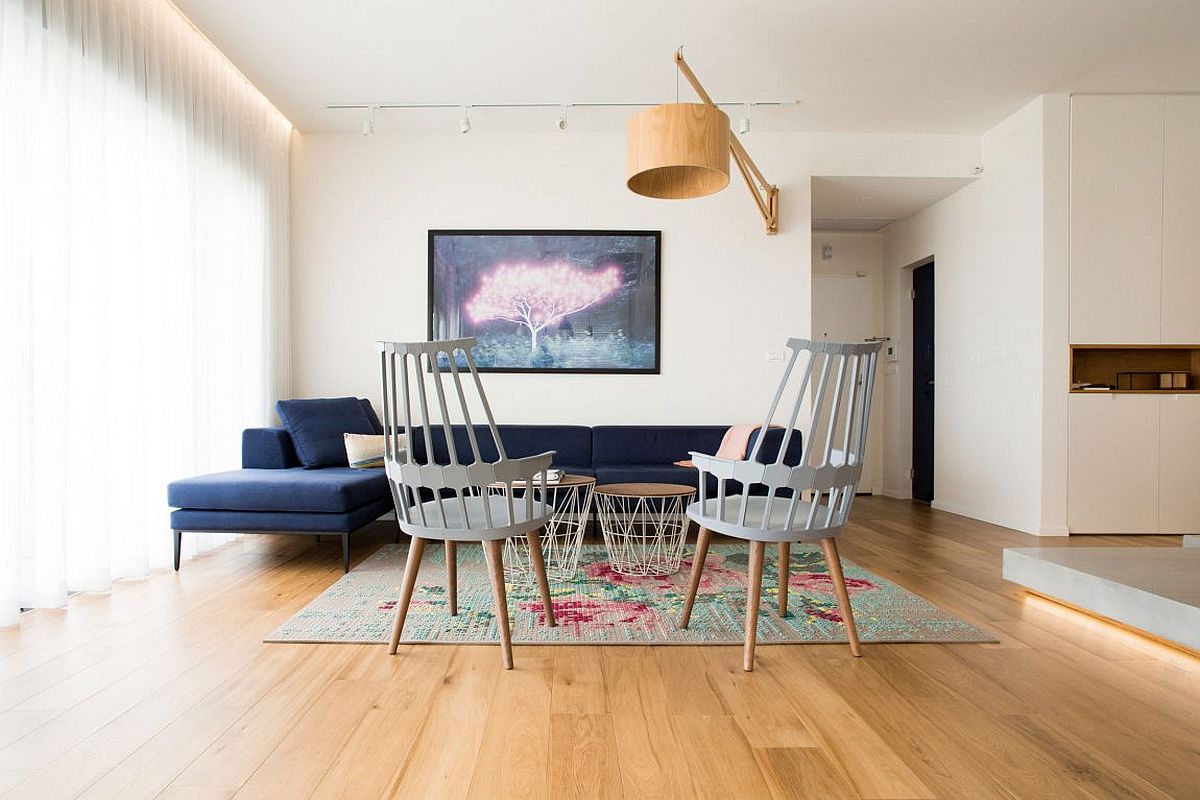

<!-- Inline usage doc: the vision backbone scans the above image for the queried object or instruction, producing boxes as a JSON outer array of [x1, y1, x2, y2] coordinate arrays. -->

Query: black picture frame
[[427, 229, 662, 374]]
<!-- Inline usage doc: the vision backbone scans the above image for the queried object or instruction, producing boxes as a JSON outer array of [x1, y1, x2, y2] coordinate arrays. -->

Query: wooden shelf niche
[[1071, 345, 1200, 393]]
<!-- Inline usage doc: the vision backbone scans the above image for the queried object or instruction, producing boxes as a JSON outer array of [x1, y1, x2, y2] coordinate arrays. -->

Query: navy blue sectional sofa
[[168, 422, 801, 572]]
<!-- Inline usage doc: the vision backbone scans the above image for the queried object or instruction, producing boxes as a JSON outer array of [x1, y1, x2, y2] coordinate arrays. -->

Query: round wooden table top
[[488, 473, 596, 488], [593, 482, 696, 497]]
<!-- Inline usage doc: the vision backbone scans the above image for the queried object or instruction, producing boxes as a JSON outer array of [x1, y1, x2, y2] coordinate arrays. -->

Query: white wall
[[879, 95, 1069, 535], [291, 130, 977, 426], [811, 231, 885, 493]]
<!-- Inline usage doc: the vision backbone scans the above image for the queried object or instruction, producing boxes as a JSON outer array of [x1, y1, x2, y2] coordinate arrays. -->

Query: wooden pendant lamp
[[626, 49, 780, 234]]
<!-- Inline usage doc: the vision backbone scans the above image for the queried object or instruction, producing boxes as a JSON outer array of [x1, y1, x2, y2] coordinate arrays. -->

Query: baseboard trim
[[930, 500, 1038, 536]]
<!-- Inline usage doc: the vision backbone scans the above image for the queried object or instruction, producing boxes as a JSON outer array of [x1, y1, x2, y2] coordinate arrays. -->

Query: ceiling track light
[[362, 105, 376, 136], [556, 103, 569, 131], [460, 105, 471, 134], [738, 102, 750, 135]]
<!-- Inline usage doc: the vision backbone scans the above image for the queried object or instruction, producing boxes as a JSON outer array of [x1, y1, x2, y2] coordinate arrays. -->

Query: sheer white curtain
[[0, 0, 292, 625]]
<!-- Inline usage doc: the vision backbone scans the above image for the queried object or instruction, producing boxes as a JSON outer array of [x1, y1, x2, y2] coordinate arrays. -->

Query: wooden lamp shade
[[626, 102, 730, 199]]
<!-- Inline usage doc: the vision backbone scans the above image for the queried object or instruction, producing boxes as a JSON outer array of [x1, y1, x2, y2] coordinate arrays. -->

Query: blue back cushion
[[407, 425, 591, 467], [592, 426, 728, 465], [276, 397, 377, 469], [359, 399, 384, 434], [242, 428, 301, 469], [748, 427, 805, 466]]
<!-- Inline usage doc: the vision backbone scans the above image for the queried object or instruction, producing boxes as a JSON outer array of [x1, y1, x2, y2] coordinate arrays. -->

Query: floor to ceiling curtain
[[0, 0, 292, 625]]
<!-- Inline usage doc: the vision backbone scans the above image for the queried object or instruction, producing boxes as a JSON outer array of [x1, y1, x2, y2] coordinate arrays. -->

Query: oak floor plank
[[602, 648, 698, 799], [697, 647, 818, 748], [668, 714, 774, 799], [158, 645, 361, 796], [548, 713, 624, 800], [78, 645, 303, 800], [654, 646, 728, 718], [466, 648, 554, 799], [308, 645, 457, 799], [385, 646, 502, 798], [234, 671, 388, 799], [758, 652, 934, 799], [753, 747, 860, 800], [550, 646, 610, 716]]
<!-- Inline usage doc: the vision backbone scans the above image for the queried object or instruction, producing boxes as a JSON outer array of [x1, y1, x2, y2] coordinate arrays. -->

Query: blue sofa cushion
[[168, 467, 388, 514], [592, 426, 728, 466], [747, 427, 804, 466], [170, 496, 394, 533], [276, 397, 377, 468], [242, 428, 301, 469], [408, 425, 590, 468], [359, 398, 384, 434]]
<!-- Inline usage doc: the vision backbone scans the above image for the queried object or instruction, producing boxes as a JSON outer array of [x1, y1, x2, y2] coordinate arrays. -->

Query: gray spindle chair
[[379, 337, 557, 669], [679, 338, 881, 670]]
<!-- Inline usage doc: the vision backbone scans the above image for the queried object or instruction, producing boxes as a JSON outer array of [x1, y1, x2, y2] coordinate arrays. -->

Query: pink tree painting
[[465, 262, 622, 352]]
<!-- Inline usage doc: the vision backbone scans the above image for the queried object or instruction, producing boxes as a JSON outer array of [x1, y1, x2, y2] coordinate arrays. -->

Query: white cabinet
[[1070, 393, 1200, 534], [1068, 394, 1159, 534], [1159, 394, 1200, 534], [1069, 96, 1164, 345], [1162, 96, 1200, 344]]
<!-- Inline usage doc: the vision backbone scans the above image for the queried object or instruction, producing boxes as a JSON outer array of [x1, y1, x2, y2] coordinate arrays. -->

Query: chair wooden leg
[[777, 541, 790, 617], [744, 540, 765, 672], [820, 537, 861, 657], [483, 539, 514, 669], [446, 540, 458, 616], [388, 536, 426, 655], [173, 530, 182, 571], [526, 528, 556, 627], [679, 526, 712, 629]]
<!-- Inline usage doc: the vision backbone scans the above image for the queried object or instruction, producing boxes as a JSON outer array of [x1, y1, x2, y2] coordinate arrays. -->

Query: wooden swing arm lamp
[[674, 50, 779, 234], [625, 49, 780, 235]]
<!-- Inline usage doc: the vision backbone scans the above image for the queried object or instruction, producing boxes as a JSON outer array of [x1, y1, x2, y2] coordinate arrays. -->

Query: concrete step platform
[[1002, 547, 1200, 652]]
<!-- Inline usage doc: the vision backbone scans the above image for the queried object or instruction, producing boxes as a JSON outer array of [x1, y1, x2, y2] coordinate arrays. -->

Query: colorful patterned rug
[[265, 543, 993, 645]]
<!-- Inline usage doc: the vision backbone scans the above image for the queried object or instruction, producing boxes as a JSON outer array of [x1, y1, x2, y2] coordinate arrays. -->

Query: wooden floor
[[2, 498, 1198, 799]]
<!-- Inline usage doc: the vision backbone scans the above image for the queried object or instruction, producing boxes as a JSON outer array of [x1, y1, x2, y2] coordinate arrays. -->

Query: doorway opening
[[911, 260, 934, 502]]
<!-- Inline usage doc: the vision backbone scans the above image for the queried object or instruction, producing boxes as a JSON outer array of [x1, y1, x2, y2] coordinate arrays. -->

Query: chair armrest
[[242, 428, 300, 469], [492, 451, 556, 485], [688, 451, 739, 479], [689, 451, 781, 489]]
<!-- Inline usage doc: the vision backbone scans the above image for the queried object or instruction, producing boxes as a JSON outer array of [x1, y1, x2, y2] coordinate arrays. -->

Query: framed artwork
[[428, 230, 661, 374]]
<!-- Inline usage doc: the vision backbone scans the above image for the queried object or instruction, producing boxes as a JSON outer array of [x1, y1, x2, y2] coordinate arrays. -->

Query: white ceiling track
[[326, 100, 799, 111]]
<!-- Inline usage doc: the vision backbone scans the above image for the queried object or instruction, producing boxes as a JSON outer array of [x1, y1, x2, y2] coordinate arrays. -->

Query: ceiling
[[174, 1, 1200, 135], [811, 176, 976, 230]]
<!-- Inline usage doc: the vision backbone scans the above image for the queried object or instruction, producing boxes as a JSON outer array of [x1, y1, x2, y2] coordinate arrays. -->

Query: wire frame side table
[[492, 474, 596, 585], [594, 483, 696, 576]]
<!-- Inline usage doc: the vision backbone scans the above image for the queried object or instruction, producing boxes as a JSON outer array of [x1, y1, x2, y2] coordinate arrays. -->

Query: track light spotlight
[[362, 105, 376, 136], [738, 103, 750, 135], [460, 106, 471, 134], [556, 103, 569, 131]]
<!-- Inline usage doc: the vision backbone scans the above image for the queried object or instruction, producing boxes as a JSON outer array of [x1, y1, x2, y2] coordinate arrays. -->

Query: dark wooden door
[[912, 262, 935, 502]]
